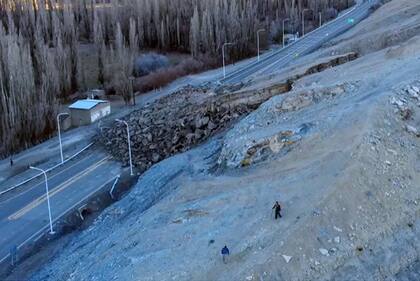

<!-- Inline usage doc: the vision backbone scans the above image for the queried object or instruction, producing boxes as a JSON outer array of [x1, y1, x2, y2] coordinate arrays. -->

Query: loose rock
[[282, 255, 292, 263], [319, 248, 330, 256], [99, 85, 260, 171], [405, 125, 420, 137]]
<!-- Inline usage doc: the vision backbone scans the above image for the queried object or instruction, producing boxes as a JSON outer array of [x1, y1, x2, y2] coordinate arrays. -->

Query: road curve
[[221, 0, 376, 85]]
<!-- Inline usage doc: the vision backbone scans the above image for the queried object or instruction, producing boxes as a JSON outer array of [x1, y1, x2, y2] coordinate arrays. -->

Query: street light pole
[[222, 42, 234, 79], [282, 18, 290, 48], [116, 119, 133, 176], [129, 76, 135, 106], [257, 29, 265, 62], [29, 166, 55, 235], [302, 9, 310, 37], [57, 113, 69, 164]]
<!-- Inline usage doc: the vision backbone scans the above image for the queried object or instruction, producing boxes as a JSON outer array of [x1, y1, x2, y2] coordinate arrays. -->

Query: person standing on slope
[[272, 201, 282, 220], [221, 245, 230, 264]]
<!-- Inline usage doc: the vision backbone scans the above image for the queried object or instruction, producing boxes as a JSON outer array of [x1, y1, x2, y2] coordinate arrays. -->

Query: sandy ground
[[14, 0, 420, 280]]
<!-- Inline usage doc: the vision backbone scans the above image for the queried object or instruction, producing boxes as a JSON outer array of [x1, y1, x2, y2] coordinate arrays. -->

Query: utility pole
[[57, 113, 69, 164], [129, 76, 135, 106], [222, 42, 234, 79], [257, 29, 265, 61], [115, 119, 134, 176], [29, 166, 55, 234], [282, 18, 290, 48], [302, 9, 310, 37]]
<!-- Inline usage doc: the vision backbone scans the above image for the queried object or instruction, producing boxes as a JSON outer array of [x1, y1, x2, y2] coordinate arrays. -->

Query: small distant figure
[[10, 244, 17, 266], [221, 245, 230, 264], [10, 156, 13, 167], [272, 201, 282, 220]]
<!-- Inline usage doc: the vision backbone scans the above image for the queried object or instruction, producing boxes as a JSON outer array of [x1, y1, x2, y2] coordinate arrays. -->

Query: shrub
[[134, 53, 170, 77], [133, 56, 217, 93]]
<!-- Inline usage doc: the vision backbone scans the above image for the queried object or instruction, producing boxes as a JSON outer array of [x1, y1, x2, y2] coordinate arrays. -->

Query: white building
[[69, 99, 111, 127]]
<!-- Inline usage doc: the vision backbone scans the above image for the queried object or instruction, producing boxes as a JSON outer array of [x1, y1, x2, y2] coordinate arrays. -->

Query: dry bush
[[134, 53, 170, 77], [134, 56, 217, 93]]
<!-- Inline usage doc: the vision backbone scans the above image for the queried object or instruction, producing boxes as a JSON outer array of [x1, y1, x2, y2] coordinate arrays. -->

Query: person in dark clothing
[[10, 156, 13, 167], [272, 201, 282, 219], [221, 245, 230, 264]]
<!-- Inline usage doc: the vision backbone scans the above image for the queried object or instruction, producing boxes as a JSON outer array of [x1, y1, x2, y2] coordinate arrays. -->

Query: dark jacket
[[272, 202, 281, 212], [221, 246, 229, 255]]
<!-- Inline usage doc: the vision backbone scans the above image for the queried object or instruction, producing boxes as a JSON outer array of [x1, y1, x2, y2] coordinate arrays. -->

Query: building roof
[[69, 99, 108, 110]]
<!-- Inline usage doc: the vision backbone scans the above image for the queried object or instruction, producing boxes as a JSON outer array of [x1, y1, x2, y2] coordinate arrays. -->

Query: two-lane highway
[[221, 0, 375, 84], [0, 149, 121, 263]]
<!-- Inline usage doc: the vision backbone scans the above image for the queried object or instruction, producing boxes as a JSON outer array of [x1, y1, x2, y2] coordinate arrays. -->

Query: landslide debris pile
[[101, 53, 359, 172], [101, 85, 255, 171]]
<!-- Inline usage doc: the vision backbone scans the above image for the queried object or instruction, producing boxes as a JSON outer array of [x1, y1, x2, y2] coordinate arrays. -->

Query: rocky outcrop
[[217, 83, 355, 168], [391, 82, 420, 132]]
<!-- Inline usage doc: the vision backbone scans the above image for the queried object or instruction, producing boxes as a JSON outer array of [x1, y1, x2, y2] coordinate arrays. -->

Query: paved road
[[0, 150, 121, 264], [221, 0, 376, 84]]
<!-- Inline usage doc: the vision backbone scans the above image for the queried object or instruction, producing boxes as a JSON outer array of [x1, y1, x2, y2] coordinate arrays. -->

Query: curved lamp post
[[282, 18, 290, 48], [115, 119, 133, 176], [222, 42, 235, 79], [29, 166, 55, 235], [57, 113, 69, 164], [302, 9, 310, 37], [257, 29, 265, 61]]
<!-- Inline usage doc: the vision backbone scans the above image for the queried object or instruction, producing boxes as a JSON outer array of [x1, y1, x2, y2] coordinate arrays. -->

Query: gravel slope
[[28, 1, 420, 280]]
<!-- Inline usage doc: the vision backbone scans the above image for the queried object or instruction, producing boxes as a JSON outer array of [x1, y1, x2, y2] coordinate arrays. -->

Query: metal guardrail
[[0, 142, 94, 196]]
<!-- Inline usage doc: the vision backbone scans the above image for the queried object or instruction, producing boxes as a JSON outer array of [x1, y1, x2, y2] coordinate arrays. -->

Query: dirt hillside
[[27, 1, 420, 280]]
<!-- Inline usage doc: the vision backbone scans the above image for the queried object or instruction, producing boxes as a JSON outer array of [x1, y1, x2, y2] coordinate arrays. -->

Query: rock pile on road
[[100, 54, 362, 172], [100, 85, 256, 172]]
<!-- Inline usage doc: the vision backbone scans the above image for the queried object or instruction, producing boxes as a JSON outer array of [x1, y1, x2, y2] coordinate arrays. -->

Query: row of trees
[[91, 0, 354, 60], [0, 0, 354, 157], [0, 2, 79, 157]]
